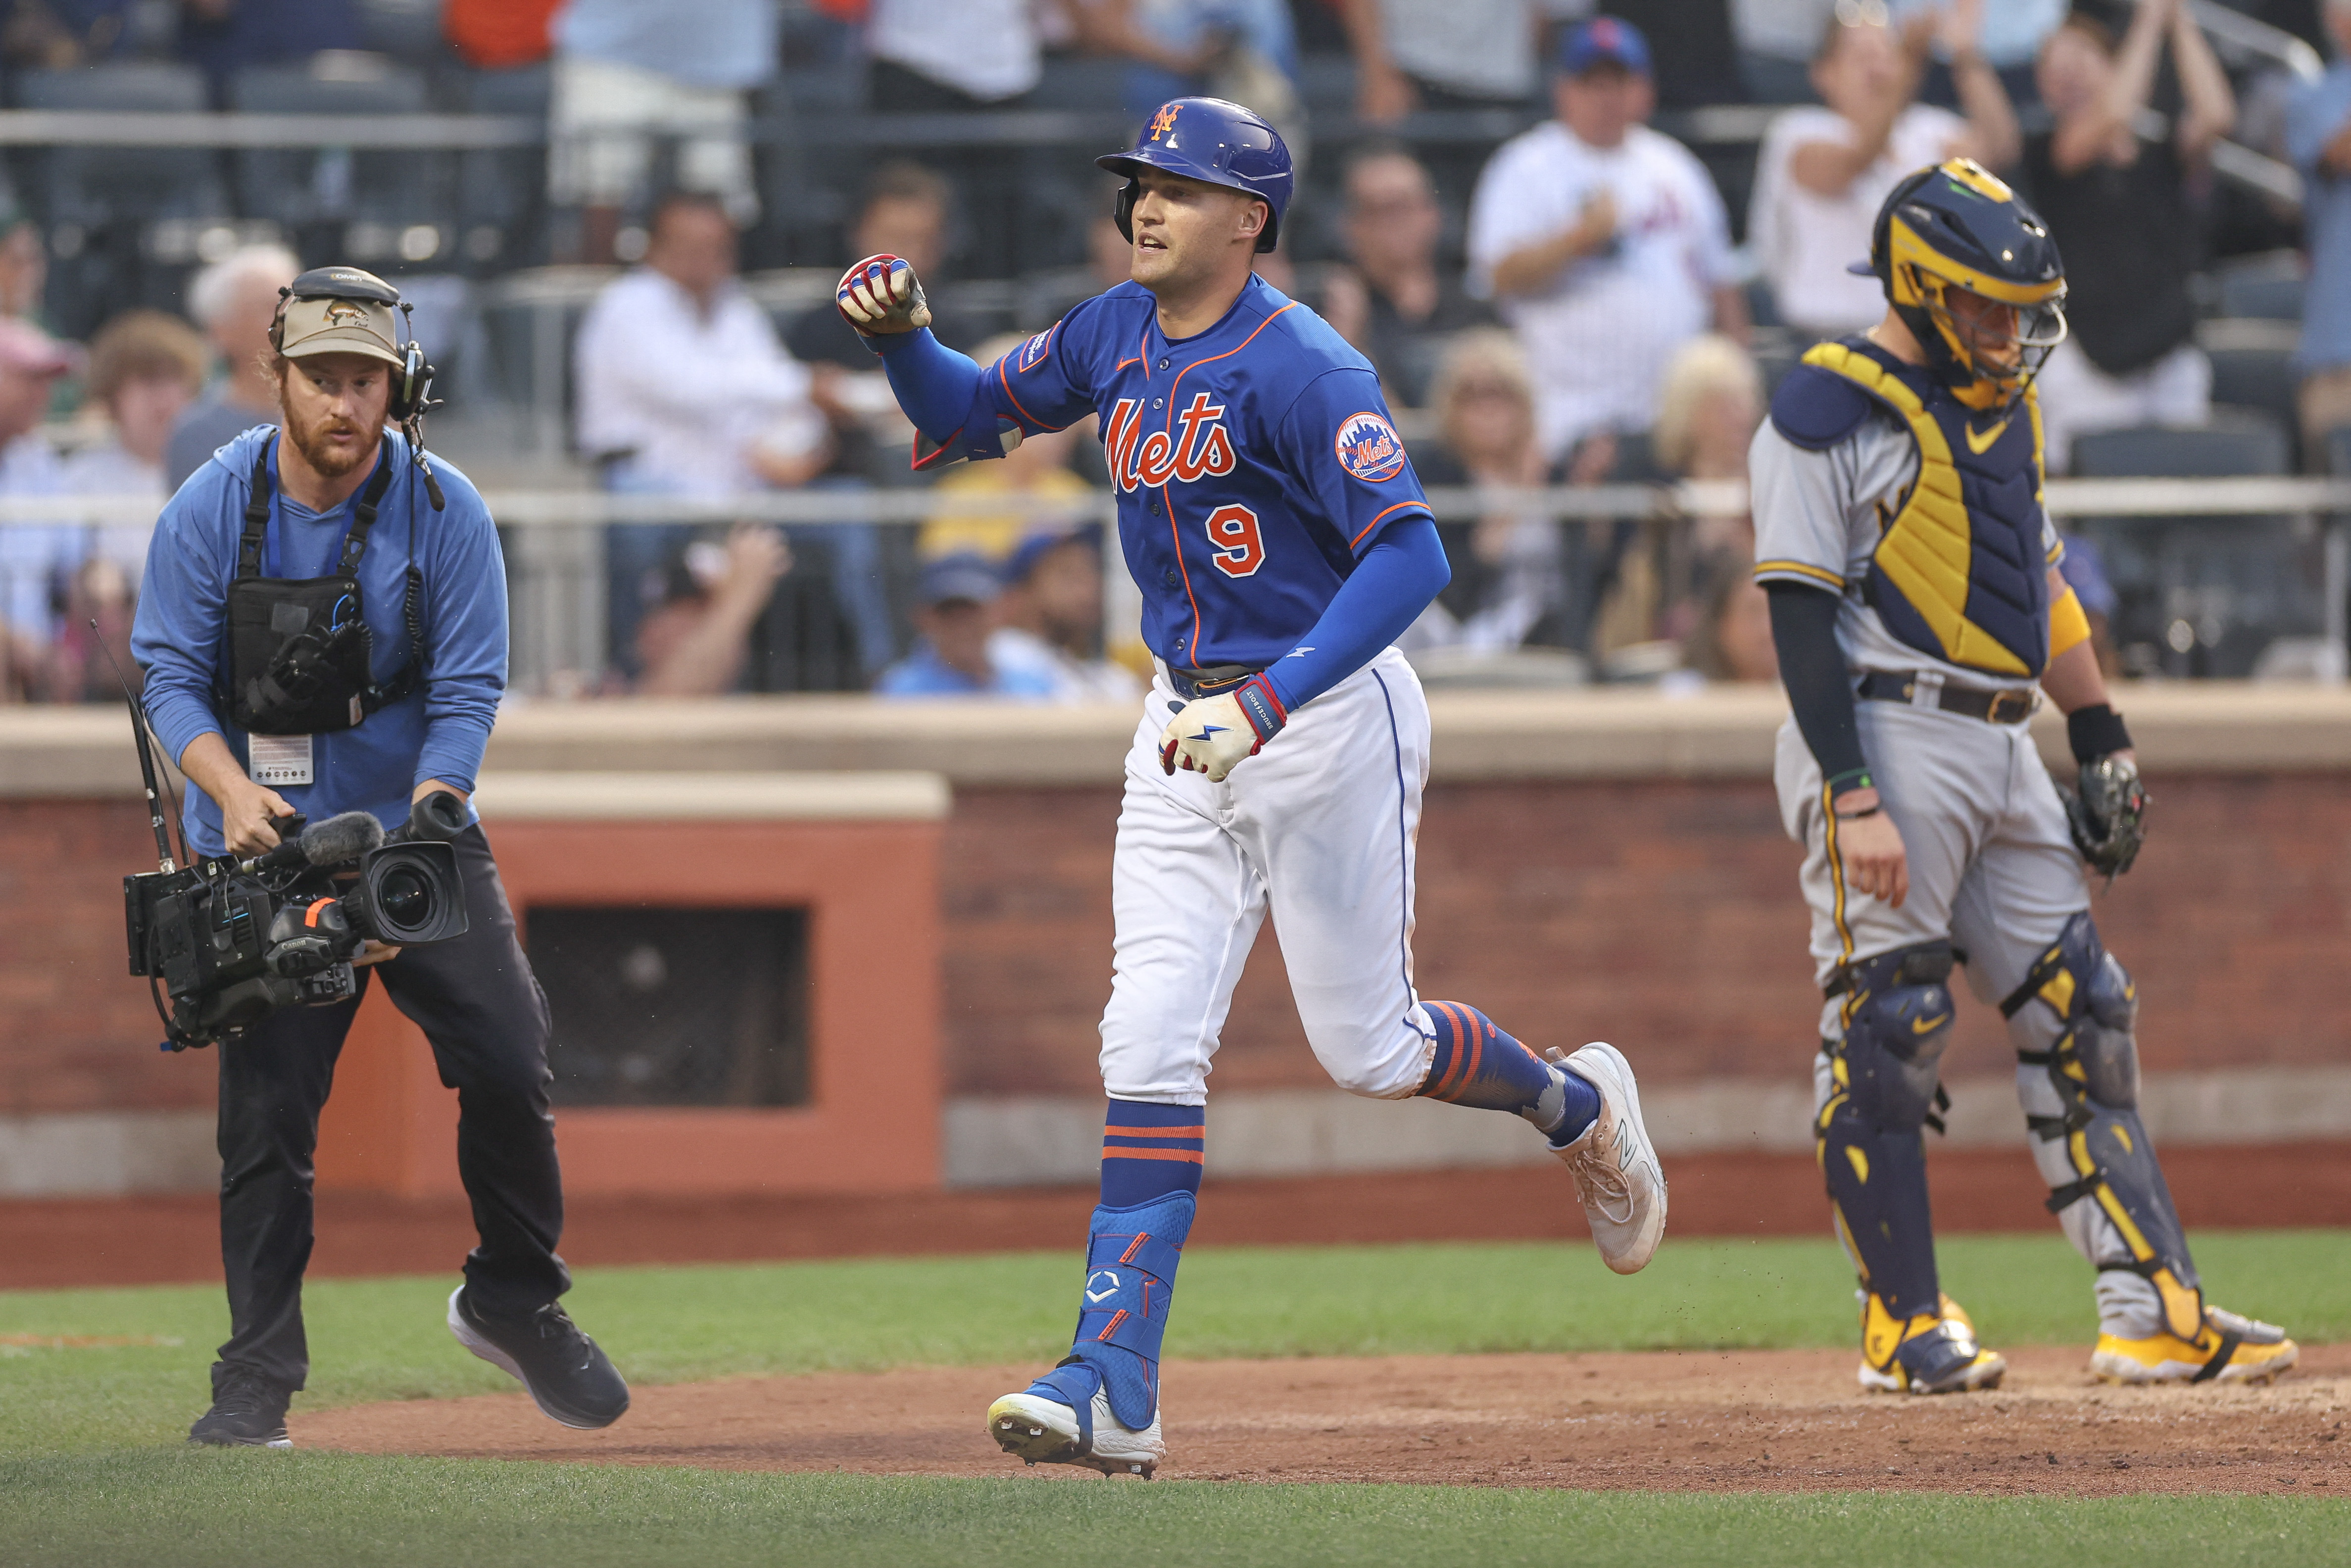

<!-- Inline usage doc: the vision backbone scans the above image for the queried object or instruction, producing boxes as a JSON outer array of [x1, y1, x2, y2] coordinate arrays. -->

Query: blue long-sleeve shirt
[[2288, 62, 2351, 373], [131, 426, 506, 858]]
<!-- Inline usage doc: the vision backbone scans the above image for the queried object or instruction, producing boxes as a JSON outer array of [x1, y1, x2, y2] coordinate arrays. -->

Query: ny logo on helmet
[[1149, 102, 1180, 141]]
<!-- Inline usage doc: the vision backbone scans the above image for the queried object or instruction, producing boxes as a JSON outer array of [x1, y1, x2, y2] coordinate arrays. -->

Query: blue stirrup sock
[[1416, 1001, 1601, 1145], [1098, 1098, 1203, 1208], [1025, 1190, 1194, 1434], [1023, 1099, 1201, 1434]]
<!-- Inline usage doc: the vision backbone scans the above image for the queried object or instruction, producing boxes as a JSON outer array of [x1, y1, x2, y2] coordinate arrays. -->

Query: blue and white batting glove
[[1157, 676, 1287, 783], [835, 253, 932, 337]]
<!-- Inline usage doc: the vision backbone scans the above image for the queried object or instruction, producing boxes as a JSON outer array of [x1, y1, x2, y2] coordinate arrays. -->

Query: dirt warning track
[[300, 1345, 2351, 1495]]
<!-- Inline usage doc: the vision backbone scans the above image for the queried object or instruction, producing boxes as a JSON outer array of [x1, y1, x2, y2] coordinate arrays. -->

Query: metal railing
[[2, 474, 2344, 693]]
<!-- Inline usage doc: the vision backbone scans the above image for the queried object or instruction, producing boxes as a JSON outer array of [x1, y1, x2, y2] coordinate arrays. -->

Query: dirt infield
[[299, 1345, 2351, 1495]]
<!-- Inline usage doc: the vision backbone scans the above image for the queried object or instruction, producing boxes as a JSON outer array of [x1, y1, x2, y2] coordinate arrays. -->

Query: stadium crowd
[[0, 0, 2346, 700]]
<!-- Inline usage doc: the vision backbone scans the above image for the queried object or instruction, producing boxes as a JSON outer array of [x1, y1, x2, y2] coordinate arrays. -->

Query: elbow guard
[[912, 409, 1024, 471], [2049, 586, 2092, 660]]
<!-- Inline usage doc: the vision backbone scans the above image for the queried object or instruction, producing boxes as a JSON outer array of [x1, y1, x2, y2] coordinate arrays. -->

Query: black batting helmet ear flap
[[1114, 178, 1140, 244]]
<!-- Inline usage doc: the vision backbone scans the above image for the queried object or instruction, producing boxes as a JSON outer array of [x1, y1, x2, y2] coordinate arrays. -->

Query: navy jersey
[[976, 274, 1432, 670]]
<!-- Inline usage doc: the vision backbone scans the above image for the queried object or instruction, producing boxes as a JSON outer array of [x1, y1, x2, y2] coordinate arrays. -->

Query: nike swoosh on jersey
[[1912, 1013, 1949, 1034], [1962, 418, 2010, 455]]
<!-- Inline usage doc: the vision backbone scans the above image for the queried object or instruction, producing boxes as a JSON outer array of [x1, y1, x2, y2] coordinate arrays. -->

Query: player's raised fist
[[1157, 677, 1288, 783], [835, 253, 931, 336]]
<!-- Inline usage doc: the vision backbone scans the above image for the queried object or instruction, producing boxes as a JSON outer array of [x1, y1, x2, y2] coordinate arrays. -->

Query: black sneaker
[[188, 1366, 294, 1448], [446, 1285, 630, 1429]]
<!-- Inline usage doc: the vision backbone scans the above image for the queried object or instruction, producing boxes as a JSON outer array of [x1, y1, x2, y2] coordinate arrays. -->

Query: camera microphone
[[241, 810, 386, 875]]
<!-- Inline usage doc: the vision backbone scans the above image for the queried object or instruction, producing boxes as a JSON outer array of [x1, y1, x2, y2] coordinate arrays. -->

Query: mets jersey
[[973, 273, 1433, 671]]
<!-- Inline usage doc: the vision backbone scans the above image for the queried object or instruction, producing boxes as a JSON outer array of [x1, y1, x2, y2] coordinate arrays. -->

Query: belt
[[1165, 662, 1263, 702], [1857, 670, 2039, 725]]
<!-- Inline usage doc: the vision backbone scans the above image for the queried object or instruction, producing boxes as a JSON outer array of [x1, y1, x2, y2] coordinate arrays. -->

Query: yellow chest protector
[[1803, 341, 2052, 679]]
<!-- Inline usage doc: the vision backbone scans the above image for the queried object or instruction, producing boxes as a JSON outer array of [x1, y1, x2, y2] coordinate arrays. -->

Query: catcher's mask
[[1859, 158, 2067, 413]]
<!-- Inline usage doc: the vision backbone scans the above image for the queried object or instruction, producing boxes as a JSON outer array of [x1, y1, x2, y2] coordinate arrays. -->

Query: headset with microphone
[[269, 266, 445, 509]]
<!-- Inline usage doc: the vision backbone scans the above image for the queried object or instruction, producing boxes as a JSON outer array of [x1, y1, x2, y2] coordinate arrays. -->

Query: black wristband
[[2066, 703, 2133, 763]]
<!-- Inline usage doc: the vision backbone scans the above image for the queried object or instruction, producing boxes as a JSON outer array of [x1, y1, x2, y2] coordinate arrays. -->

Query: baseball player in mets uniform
[[835, 97, 1668, 1476], [1753, 158, 2297, 1394]]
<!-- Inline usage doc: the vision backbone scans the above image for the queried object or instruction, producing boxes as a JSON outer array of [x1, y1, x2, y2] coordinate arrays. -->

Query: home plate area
[[298, 1345, 2351, 1495]]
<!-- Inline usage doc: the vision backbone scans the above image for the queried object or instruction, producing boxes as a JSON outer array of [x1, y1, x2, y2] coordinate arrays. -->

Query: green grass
[[4, 1231, 2345, 1566], [3, 1229, 2343, 1458], [1, 1452, 2343, 1568]]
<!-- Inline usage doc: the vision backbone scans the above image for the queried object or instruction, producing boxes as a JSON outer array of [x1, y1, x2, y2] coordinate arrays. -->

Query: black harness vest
[[221, 438, 424, 735]]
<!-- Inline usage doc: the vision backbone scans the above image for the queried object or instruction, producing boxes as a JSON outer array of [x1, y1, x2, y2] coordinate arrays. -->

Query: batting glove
[[835, 253, 932, 337], [1158, 676, 1287, 783]]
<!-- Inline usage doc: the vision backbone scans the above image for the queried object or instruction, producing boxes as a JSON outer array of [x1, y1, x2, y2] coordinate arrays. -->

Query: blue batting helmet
[[1097, 97, 1292, 254]]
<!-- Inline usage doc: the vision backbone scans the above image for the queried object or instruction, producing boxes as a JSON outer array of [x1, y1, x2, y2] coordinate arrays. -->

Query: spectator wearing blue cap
[[1466, 15, 1747, 467], [878, 554, 1062, 700], [988, 528, 1143, 705]]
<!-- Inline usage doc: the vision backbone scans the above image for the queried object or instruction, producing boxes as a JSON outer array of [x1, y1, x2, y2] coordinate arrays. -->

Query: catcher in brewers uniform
[[1751, 159, 2298, 1393]]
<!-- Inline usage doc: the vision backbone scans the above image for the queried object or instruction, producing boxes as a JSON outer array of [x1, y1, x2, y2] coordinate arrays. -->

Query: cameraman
[[130, 269, 628, 1448]]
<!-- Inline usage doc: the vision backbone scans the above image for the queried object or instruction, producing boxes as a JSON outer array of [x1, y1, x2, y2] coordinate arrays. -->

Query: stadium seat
[[1030, 57, 1128, 113], [2070, 414, 2312, 678], [2213, 248, 2305, 322], [357, 0, 451, 70], [2069, 414, 2289, 480], [14, 64, 232, 337], [15, 64, 228, 229], [455, 63, 549, 273], [2201, 321, 2303, 466], [1295, 56, 1358, 118], [1739, 54, 1816, 105], [230, 53, 453, 268]]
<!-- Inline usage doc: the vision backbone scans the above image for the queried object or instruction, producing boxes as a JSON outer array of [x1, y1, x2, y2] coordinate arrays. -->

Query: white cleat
[[1548, 1042, 1667, 1274], [986, 1386, 1163, 1478]]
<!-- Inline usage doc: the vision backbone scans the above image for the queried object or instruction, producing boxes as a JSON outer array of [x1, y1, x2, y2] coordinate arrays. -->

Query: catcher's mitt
[[2062, 754, 2147, 880]]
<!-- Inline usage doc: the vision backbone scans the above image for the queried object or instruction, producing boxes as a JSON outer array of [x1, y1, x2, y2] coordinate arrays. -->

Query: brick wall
[[939, 774, 2351, 1099], [0, 799, 211, 1115], [10, 774, 2351, 1119]]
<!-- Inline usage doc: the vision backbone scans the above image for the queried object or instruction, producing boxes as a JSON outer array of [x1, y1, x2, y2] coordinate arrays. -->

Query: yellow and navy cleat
[[2091, 1305, 2299, 1386], [1857, 1291, 2007, 1394]]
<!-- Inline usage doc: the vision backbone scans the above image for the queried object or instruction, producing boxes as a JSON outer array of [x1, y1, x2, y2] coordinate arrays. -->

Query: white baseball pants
[[1099, 648, 1439, 1105]]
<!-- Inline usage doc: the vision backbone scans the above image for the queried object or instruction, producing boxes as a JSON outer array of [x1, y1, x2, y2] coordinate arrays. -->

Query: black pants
[[211, 825, 567, 1394]]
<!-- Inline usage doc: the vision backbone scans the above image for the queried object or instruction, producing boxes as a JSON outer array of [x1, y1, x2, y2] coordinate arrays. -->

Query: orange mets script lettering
[[1107, 394, 1237, 492]]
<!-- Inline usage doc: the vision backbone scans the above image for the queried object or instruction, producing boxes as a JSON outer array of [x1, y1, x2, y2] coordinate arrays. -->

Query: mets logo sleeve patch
[[1334, 412, 1408, 483]]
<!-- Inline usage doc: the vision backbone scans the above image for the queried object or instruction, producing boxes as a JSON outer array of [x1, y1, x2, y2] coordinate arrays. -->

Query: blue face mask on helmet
[[1096, 97, 1293, 255]]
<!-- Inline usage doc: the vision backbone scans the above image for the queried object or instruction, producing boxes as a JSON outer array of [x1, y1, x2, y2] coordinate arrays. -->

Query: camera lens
[[377, 865, 434, 933]]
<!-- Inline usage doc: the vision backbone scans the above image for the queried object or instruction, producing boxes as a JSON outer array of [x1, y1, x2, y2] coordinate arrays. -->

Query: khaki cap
[[276, 267, 403, 367]]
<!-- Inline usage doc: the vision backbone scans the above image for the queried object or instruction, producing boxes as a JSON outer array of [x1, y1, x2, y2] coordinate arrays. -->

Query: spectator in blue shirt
[[2290, 0, 2351, 470], [878, 554, 1059, 699]]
